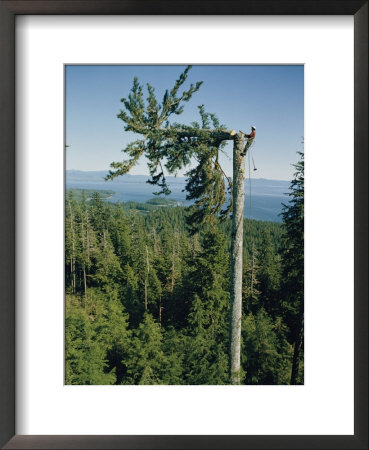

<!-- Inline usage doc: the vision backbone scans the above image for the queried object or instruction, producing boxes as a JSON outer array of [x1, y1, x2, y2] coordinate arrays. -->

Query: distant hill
[[67, 170, 289, 188], [67, 170, 152, 183]]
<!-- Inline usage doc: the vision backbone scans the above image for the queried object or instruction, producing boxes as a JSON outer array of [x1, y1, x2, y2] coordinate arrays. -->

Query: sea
[[66, 170, 291, 222]]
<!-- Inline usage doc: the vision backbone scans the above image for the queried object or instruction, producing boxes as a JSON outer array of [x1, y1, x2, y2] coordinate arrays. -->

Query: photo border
[[0, 1, 367, 449]]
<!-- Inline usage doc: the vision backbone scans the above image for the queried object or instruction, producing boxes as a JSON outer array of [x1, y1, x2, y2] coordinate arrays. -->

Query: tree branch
[[162, 128, 237, 141]]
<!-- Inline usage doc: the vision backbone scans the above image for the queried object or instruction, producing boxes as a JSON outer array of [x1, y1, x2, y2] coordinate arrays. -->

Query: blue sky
[[65, 65, 303, 181]]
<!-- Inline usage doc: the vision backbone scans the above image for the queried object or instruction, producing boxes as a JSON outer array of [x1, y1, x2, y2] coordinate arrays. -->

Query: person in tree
[[241, 126, 256, 140], [240, 126, 256, 156]]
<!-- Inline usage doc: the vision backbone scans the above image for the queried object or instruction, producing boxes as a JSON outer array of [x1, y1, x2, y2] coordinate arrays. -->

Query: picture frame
[[0, 1, 367, 448]]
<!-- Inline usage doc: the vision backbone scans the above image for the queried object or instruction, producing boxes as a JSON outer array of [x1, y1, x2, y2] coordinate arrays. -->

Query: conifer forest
[[65, 66, 304, 385]]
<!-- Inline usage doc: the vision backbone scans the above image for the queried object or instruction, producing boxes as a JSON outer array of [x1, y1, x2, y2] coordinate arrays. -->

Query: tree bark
[[144, 245, 149, 311], [83, 264, 87, 298], [229, 133, 246, 385], [68, 201, 76, 294]]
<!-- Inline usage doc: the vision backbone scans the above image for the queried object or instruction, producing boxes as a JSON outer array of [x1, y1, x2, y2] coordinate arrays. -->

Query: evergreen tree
[[65, 191, 79, 294], [280, 151, 304, 384], [242, 308, 291, 384], [90, 192, 109, 238], [183, 228, 230, 384], [79, 201, 98, 298], [102, 287, 131, 384], [109, 201, 131, 267], [122, 262, 141, 327], [124, 313, 180, 384], [92, 230, 123, 288], [65, 294, 117, 385], [242, 247, 261, 315], [258, 229, 282, 317], [107, 66, 255, 384]]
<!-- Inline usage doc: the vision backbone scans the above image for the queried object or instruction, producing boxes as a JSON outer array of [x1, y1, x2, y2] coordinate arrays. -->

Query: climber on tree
[[240, 126, 256, 156], [240, 126, 256, 140]]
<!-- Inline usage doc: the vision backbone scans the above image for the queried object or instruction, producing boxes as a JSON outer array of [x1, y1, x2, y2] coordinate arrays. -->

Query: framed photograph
[[1, 1, 367, 449]]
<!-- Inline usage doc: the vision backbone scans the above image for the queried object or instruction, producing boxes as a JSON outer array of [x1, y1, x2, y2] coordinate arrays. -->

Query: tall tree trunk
[[144, 245, 149, 311], [250, 246, 255, 298], [68, 201, 76, 294], [229, 133, 246, 384], [83, 264, 87, 298], [81, 219, 87, 301], [170, 243, 176, 294]]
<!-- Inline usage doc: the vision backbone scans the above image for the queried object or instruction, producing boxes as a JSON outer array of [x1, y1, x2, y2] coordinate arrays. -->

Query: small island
[[145, 197, 178, 206], [66, 188, 115, 201]]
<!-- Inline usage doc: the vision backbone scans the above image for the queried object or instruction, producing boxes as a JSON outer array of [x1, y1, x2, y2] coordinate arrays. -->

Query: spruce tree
[[183, 227, 230, 384], [107, 66, 254, 384], [125, 312, 177, 385], [280, 151, 304, 384], [258, 229, 282, 317], [241, 308, 291, 384], [109, 201, 131, 267], [65, 294, 117, 385], [65, 191, 79, 294]]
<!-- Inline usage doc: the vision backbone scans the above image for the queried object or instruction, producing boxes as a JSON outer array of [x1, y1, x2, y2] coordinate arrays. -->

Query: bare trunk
[[86, 213, 90, 260], [144, 245, 149, 311], [250, 248, 255, 297], [170, 243, 176, 294], [229, 133, 246, 385], [81, 219, 87, 302], [83, 264, 87, 297], [68, 201, 76, 294]]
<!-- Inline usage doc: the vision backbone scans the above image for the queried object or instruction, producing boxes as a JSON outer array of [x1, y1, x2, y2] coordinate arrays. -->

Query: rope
[[247, 140, 255, 298], [247, 148, 252, 220], [252, 153, 257, 171]]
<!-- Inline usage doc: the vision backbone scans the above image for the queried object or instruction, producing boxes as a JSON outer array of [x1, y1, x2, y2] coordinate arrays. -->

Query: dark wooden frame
[[0, 1, 367, 449]]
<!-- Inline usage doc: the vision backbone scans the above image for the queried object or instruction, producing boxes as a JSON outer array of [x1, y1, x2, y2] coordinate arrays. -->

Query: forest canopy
[[65, 150, 304, 385]]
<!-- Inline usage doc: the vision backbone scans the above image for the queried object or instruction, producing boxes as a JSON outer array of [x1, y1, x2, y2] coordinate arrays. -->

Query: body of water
[[66, 171, 290, 222]]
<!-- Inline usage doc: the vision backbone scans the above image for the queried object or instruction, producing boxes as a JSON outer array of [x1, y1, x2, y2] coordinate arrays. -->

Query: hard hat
[[251, 126, 256, 130]]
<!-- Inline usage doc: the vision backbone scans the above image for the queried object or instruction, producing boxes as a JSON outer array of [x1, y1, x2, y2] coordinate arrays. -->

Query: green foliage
[[242, 309, 291, 384], [124, 313, 182, 385], [280, 150, 304, 384], [65, 188, 302, 385], [184, 108, 232, 234], [145, 197, 177, 206], [106, 66, 202, 186], [107, 66, 232, 233], [65, 294, 117, 385], [182, 227, 230, 384], [258, 229, 282, 316]]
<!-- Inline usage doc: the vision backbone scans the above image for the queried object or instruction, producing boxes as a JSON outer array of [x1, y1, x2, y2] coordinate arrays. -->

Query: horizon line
[[66, 168, 290, 182]]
